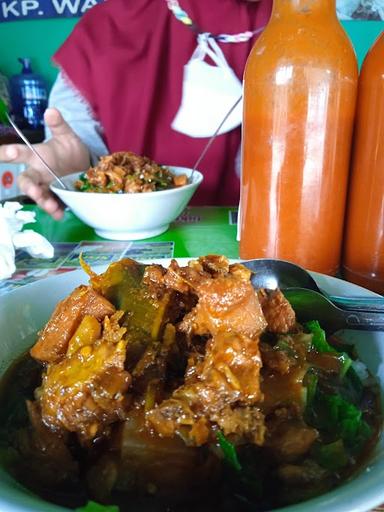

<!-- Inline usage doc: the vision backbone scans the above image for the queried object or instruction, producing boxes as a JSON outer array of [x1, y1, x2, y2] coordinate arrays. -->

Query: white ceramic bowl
[[0, 259, 383, 512], [50, 167, 203, 240]]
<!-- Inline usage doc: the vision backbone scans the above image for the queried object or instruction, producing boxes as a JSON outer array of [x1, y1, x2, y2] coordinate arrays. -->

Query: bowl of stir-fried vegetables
[[50, 152, 203, 240], [0, 256, 383, 512]]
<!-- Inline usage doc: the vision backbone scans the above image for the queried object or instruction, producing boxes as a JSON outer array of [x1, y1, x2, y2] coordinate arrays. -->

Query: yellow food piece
[[66, 315, 102, 357]]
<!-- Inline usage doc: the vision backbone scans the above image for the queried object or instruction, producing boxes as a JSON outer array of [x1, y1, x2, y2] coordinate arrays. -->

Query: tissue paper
[[0, 202, 54, 280]]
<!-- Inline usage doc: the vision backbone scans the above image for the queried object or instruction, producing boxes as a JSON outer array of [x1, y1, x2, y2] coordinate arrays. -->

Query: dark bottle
[[9, 58, 48, 129]]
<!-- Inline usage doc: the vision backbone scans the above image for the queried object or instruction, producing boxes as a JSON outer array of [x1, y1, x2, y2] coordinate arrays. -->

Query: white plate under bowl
[[0, 259, 383, 512]]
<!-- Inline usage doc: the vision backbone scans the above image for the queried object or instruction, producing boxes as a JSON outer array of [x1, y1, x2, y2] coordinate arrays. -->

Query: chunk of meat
[[197, 255, 230, 275], [180, 274, 267, 338], [162, 259, 202, 294], [215, 406, 266, 445], [195, 331, 262, 402], [105, 166, 126, 192], [266, 420, 318, 462], [161, 256, 253, 298], [173, 174, 188, 187], [147, 331, 264, 445], [38, 312, 131, 442], [258, 289, 296, 333], [86, 167, 107, 187], [77, 151, 181, 194], [147, 259, 267, 446], [260, 342, 296, 375], [143, 264, 167, 292], [31, 285, 115, 363], [277, 459, 328, 484]]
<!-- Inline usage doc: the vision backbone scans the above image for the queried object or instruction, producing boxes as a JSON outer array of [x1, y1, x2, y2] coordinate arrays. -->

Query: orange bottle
[[239, 0, 358, 274], [342, 32, 384, 294]]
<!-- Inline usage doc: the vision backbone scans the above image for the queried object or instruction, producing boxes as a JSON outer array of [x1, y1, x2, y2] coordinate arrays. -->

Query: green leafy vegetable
[[229, 445, 264, 502], [346, 366, 364, 401], [75, 501, 120, 512], [216, 430, 242, 471], [338, 352, 352, 378], [305, 320, 352, 378], [304, 370, 318, 408], [76, 173, 94, 192], [315, 392, 373, 449], [314, 439, 349, 471], [305, 320, 335, 353], [275, 336, 297, 358], [0, 98, 8, 125]]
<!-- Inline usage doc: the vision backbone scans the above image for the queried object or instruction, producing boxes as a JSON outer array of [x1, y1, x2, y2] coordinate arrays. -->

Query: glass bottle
[[9, 58, 48, 129], [239, 0, 358, 275], [342, 32, 384, 294]]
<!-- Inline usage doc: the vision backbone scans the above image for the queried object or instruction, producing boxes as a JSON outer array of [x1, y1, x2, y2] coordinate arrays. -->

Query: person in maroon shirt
[[0, 0, 271, 219]]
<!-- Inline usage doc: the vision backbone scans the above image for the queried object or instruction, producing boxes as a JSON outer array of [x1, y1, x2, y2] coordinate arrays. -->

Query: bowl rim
[[1, 260, 383, 512], [50, 167, 204, 197]]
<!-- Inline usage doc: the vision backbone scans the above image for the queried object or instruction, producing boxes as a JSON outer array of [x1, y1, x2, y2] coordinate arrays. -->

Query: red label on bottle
[[2, 170, 14, 189]]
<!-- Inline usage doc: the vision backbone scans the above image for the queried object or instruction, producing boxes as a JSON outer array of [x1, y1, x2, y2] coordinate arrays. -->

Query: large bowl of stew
[[0, 256, 383, 512], [50, 154, 203, 241]]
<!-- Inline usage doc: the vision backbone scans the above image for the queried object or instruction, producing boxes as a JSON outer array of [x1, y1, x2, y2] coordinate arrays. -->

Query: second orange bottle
[[342, 32, 384, 294]]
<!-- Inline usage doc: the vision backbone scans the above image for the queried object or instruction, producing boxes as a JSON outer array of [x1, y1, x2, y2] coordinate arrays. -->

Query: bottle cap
[[17, 58, 32, 74]]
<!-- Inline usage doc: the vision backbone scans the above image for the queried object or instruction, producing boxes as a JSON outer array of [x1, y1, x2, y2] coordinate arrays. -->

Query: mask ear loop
[[206, 36, 233, 70], [194, 33, 233, 71], [190, 33, 206, 60]]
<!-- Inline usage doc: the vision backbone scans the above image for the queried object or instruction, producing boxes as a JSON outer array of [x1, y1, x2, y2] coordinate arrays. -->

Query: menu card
[[0, 240, 174, 295]]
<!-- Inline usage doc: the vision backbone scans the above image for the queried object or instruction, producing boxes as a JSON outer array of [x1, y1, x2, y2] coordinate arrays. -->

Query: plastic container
[[239, 0, 358, 275], [9, 58, 48, 129], [342, 32, 384, 294]]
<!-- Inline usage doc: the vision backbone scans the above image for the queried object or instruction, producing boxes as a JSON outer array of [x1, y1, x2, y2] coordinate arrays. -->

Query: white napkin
[[0, 202, 54, 280]]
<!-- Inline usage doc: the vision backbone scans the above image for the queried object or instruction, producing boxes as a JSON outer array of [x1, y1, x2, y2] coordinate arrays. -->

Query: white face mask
[[172, 33, 243, 138]]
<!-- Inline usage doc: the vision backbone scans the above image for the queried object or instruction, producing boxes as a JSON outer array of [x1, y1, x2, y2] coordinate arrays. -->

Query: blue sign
[[0, 0, 104, 22]]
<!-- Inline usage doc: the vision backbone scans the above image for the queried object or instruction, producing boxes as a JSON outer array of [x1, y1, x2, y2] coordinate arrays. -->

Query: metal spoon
[[6, 112, 68, 190], [283, 287, 384, 333], [192, 95, 242, 178], [242, 258, 384, 313]]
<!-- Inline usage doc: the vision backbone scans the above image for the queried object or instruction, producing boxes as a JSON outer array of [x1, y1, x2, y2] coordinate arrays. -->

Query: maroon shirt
[[54, 0, 271, 206]]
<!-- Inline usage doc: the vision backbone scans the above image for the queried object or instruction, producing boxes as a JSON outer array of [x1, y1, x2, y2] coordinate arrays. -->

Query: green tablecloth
[[25, 204, 240, 259]]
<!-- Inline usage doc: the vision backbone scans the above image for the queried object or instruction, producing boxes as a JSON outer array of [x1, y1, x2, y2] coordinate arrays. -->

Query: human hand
[[0, 108, 91, 219]]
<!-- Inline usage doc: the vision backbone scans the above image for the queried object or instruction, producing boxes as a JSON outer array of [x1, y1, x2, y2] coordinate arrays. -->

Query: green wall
[[0, 18, 77, 87], [0, 17, 383, 88], [344, 20, 384, 67]]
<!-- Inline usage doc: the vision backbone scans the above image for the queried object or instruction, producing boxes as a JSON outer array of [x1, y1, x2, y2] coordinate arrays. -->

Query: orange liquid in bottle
[[239, 0, 358, 275], [342, 32, 384, 294]]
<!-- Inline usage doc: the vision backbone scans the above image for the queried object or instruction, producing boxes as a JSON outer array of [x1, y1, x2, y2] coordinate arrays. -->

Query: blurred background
[[0, 3, 383, 201]]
